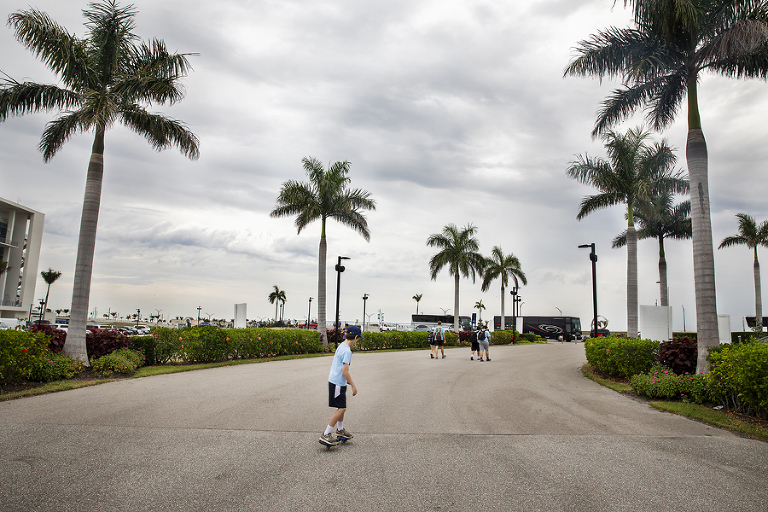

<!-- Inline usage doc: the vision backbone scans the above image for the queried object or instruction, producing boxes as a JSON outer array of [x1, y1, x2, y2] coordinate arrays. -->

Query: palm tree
[[480, 246, 527, 330], [567, 127, 686, 338], [268, 285, 286, 323], [613, 192, 692, 307], [412, 294, 423, 315], [719, 214, 768, 331], [1, 1, 199, 364], [474, 300, 486, 325], [565, 0, 768, 369], [40, 268, 61, 320], [426, 223, 485, 332], [270, 157, 375, 344]]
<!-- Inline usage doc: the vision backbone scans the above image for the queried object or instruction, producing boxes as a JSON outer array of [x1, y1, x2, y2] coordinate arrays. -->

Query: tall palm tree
[[427, 223, 485, 332], [40, 268, 62, 318], [480, 246, 527, 330], [412, 294, 423, 315], [613, 192, 692, 307], [1, 1, 199, 363], [268, 285, 286, 323], [474, 300, 486, 325], [270, 157, 375, 344], [565, 0, 768, 369], [567, 127, 686, 338], [719, 213, 768, 331]]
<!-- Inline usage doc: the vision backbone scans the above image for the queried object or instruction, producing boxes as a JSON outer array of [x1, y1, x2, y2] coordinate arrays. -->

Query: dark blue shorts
[[328, 382, 347, 409]]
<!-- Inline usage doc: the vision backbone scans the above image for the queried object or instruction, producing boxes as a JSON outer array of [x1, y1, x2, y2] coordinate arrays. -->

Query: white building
[[0, 197, 45, 321]]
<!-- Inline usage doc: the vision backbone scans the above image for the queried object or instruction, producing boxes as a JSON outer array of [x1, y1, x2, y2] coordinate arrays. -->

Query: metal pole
[[307, 297, 312, 328], [334, 256, 350, 347], [363, 294, 368, 332], [579, 243, 598, 337]]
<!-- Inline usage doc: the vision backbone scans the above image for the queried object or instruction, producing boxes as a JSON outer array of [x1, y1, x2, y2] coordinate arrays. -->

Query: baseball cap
[[347, 325, 364, 338]]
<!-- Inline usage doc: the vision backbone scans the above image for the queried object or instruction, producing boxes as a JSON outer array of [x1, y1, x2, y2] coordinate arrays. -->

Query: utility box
[[639, 306, 672, 341]]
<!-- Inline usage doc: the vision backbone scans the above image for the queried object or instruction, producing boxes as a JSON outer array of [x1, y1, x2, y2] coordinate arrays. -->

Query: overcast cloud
[[2, 0, 767, 332]]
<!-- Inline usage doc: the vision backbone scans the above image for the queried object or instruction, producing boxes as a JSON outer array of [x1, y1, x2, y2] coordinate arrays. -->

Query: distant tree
[[480, 246, 527, 330], [40, 268, 62, 319], [1, 1, 199, 364], [271, 157, 375, 344], [427, 223, 485, 332], [567, 127, 686, 338], [412, 294, 423, 315], [719, 214, 768, 331], [613, 192, 691, 307], [474, 300, 486, 324], [268, 285, 286, 322]]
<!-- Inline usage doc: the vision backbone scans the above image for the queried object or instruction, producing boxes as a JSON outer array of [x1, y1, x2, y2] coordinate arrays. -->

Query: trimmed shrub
[[0, 329, 52, 384], [91, 347, 144, 376], [585, 336, 660, 380], [86, 330, 133, 360], [491, 330, 519, 345], [659, 337, 697, 375], [178, 326, 232, 363], [31, 325, 67, 353], [130, 335, 156, 366], [630, 365, 683, 399], [27, 352, 83, 382], [708, 343, 768, 419]]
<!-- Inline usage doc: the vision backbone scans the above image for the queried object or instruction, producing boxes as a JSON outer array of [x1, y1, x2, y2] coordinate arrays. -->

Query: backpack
[[435, 328, 443, 341], [478, 330, 486, 341]]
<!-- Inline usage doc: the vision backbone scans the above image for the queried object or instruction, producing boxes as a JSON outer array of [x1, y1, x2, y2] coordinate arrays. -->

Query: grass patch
[[649, 401, 768, 440], [581, 364, 634, 394], [582, 364, 768, 441]]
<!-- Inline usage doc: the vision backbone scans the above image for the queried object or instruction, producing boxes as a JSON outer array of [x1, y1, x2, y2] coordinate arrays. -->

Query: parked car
[[0, 321, 8, 330], [133, 325, 151, 334]]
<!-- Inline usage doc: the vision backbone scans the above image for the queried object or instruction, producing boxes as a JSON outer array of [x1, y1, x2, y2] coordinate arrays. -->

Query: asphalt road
[[1, 343, 767, 511]]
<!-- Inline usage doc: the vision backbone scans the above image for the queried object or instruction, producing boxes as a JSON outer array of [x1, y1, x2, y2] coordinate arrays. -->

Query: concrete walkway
[[1, 343, 766, 511]]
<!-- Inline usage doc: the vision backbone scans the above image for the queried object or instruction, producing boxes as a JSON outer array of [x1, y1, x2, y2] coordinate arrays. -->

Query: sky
[[2, 0, 768, 332]]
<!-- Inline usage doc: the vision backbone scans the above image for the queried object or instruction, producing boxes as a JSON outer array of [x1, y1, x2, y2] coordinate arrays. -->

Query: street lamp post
[[579, 243, 598, 337], [38, 299, 45, 323], [510, 287, 518, 331], [362, 294, 369, 332], [307, 297, 313, 329], [196, 306, 201, 326], [136, 308, 141, 327], [334, 256, 350, 347]]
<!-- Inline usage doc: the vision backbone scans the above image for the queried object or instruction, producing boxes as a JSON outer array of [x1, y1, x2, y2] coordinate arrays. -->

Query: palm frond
[[0, 79, 80, 121], [40, 111, 85, 161], [120, 105, 199, 159]]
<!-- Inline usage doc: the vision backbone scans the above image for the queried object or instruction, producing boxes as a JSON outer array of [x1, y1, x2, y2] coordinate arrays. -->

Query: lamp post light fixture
[[38, 299, 45, 323], [136, 308, 141, 326], [307, 297, 313, 329], [197, 306, 201, 326], [579, 243, 598, 337], [362, 294, 369, 332], [334, 256, 351, 347]]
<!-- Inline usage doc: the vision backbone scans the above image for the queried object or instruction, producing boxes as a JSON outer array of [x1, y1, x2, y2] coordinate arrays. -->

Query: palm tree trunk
[[275, 300, 279, 323], [65, 129, 106, 365], [318, 234, 327, 344], [754, 249, 762, 331], [659, 238, 668, 307], [687, 128, 719, 372], [43, 283, 52, 319], [500, 283, 506, 330], [454, 271, 460, 332], [627, 225, 638, 338]]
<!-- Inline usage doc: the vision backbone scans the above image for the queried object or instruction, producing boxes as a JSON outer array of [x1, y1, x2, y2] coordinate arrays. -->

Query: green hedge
[[708, 342, 768, 420], [585, 336, 660, 380]]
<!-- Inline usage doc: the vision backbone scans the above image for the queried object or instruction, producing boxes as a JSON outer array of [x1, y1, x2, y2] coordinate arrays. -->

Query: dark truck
[[494, 315, 583, 341]]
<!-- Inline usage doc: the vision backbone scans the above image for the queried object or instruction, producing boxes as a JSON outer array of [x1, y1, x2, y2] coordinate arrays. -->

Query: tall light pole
[[579, 243, 598, 337], [196, 306, 201, 326], [307, 297, 313, 328], [334, 256, 350, 347], [362, 294, 369, 332]]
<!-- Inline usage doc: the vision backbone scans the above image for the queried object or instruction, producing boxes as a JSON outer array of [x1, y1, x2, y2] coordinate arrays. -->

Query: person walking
[[433, 320, 447, 359], [319, 325, 360, 447], [469, 328, 479, 360], [477, 323, 491, 361]]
